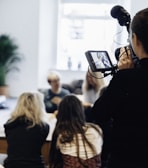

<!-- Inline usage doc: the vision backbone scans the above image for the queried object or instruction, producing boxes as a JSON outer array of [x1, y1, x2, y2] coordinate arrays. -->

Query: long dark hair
[[131, 8, 148, 54], [49, 95, 102, 168]]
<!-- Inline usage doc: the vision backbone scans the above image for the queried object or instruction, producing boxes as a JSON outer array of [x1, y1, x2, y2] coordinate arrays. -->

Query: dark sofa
[[62, 79, 83, 95]]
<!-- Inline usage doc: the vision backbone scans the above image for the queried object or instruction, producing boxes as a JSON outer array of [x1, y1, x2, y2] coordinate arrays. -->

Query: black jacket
[[91, 58, 148, 168], [3, 117, 49, 168]]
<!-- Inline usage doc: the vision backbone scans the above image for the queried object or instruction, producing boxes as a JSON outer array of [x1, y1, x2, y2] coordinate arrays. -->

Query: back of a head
[[85, 71, 105, 91], [131, 8, 148, 54], [11, 91, 46, 126], [57, 95, 85, 125], [17, 91, 44, 111]]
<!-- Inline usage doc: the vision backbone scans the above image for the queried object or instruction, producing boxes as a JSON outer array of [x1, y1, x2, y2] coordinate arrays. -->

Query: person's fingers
[[118, 47, 134, 69]]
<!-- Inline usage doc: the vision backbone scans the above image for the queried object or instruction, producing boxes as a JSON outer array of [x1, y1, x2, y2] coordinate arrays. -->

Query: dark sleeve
[[40, 123, 50, 143]]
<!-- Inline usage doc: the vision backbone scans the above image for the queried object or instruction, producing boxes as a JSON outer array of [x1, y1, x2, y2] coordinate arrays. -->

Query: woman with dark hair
[[49, 95, 103, 168], [91, 8, 148, 168]]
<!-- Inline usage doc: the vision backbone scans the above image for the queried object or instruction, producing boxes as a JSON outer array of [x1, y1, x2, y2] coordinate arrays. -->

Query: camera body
[[85, 50, 115, 72], [85, 47, 140, 75], [115, 45, 140, 68]]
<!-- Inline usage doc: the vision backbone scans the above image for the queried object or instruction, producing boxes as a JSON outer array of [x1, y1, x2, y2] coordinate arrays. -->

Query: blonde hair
[[8, 91, 47, 127], [83, 71, 105, 92], [47, 71, 61, 84]]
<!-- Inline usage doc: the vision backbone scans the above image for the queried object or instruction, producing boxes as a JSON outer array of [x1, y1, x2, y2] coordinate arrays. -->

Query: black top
[[44, 88, 70, 113], [91, 58, 148, 168], [3, 117, 49, 168]]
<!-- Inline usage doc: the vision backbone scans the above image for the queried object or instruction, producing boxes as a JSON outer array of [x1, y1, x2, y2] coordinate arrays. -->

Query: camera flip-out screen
[[85, 50, 114, 72]]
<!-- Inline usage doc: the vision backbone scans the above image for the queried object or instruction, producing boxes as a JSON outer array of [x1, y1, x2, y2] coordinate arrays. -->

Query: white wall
[[38, 0, 59, 89], [130, 0, 148, 18], [0, 0, 40, 97]]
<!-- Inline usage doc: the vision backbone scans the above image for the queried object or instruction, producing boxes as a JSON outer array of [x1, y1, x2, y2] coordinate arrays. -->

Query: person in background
[[44, 71, 70, 114], [49, 94, 103, 168], [91, 8, 148, 168], [82, 71, 105, 105], [82, 71, 105, 122], [3, 91, 49, 168]]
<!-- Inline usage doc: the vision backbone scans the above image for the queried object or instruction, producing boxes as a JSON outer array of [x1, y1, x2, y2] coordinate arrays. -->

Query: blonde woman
[[3, 92, 49, 168], [82, 71, 105, 122], [82, 71, 105, 105]]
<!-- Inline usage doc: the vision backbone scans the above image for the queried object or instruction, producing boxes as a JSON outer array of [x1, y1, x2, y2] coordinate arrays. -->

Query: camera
[[115, 45, 140, 68], [85, 6, 140, 75], [110, 5, 131, 32], [111, 5, 140, 68], [85, 50, 116, 74]]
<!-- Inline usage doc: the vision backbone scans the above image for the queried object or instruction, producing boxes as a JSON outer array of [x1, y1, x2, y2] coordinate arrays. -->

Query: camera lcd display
[[85, 50, 113, 72]]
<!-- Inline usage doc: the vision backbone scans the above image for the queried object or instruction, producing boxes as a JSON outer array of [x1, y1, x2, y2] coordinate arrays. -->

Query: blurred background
[[0, 0, 147, 97]]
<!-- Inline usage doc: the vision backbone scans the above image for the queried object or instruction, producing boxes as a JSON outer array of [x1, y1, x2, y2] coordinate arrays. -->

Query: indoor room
[[0, 0, 147, 167]]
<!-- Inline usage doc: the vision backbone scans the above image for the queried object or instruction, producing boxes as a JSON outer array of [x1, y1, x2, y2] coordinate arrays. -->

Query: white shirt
[[57, 126, 103, 160]]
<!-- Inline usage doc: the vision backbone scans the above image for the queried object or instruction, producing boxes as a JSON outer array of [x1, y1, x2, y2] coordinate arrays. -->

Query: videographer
[[91, 8, 148, 168]]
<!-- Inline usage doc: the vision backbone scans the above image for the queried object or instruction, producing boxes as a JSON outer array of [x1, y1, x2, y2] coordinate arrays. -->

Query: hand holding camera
[[117, 46, 134, 70]]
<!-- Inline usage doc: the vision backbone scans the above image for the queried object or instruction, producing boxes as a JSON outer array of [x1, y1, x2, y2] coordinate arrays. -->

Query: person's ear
[[133, 33, 140, 46]]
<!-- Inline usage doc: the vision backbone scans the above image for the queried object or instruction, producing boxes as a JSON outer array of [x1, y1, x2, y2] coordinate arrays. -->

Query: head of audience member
[[47, 71, 61, 93], [130, 8, 148, 59], [83, 71, 105, 93], [9, 91, 47, 127], [56, 94, 85, 130]]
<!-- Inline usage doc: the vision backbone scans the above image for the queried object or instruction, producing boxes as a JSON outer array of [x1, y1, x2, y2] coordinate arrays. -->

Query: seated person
[[49, 95, 103, 168], [82, 71, 105, 105], [82, 71, 106, 122], [3, 91, 49, 168], [43, 71, 70, 113]]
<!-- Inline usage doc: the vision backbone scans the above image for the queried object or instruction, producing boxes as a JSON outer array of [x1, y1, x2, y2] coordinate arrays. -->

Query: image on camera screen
[[85, 50, 113, 72], [92, 51, 111, 69]]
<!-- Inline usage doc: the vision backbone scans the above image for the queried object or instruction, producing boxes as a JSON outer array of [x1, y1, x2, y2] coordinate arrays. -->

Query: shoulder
[[43, 89, 55, 99], [84, 124, 103, 149], [109, 68, 143, 89], [4, 118, 26, 129], [40, 89, 51, 97], [39, 123, 50, 135], [85, 123, 103, 138], [107, 69, 135, 89], [61, 88, 70, 94], [113, 68, 138, 80]]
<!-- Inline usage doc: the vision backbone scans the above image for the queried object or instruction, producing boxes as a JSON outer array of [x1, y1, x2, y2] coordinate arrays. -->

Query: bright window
[[57, 3, 119, 71]]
